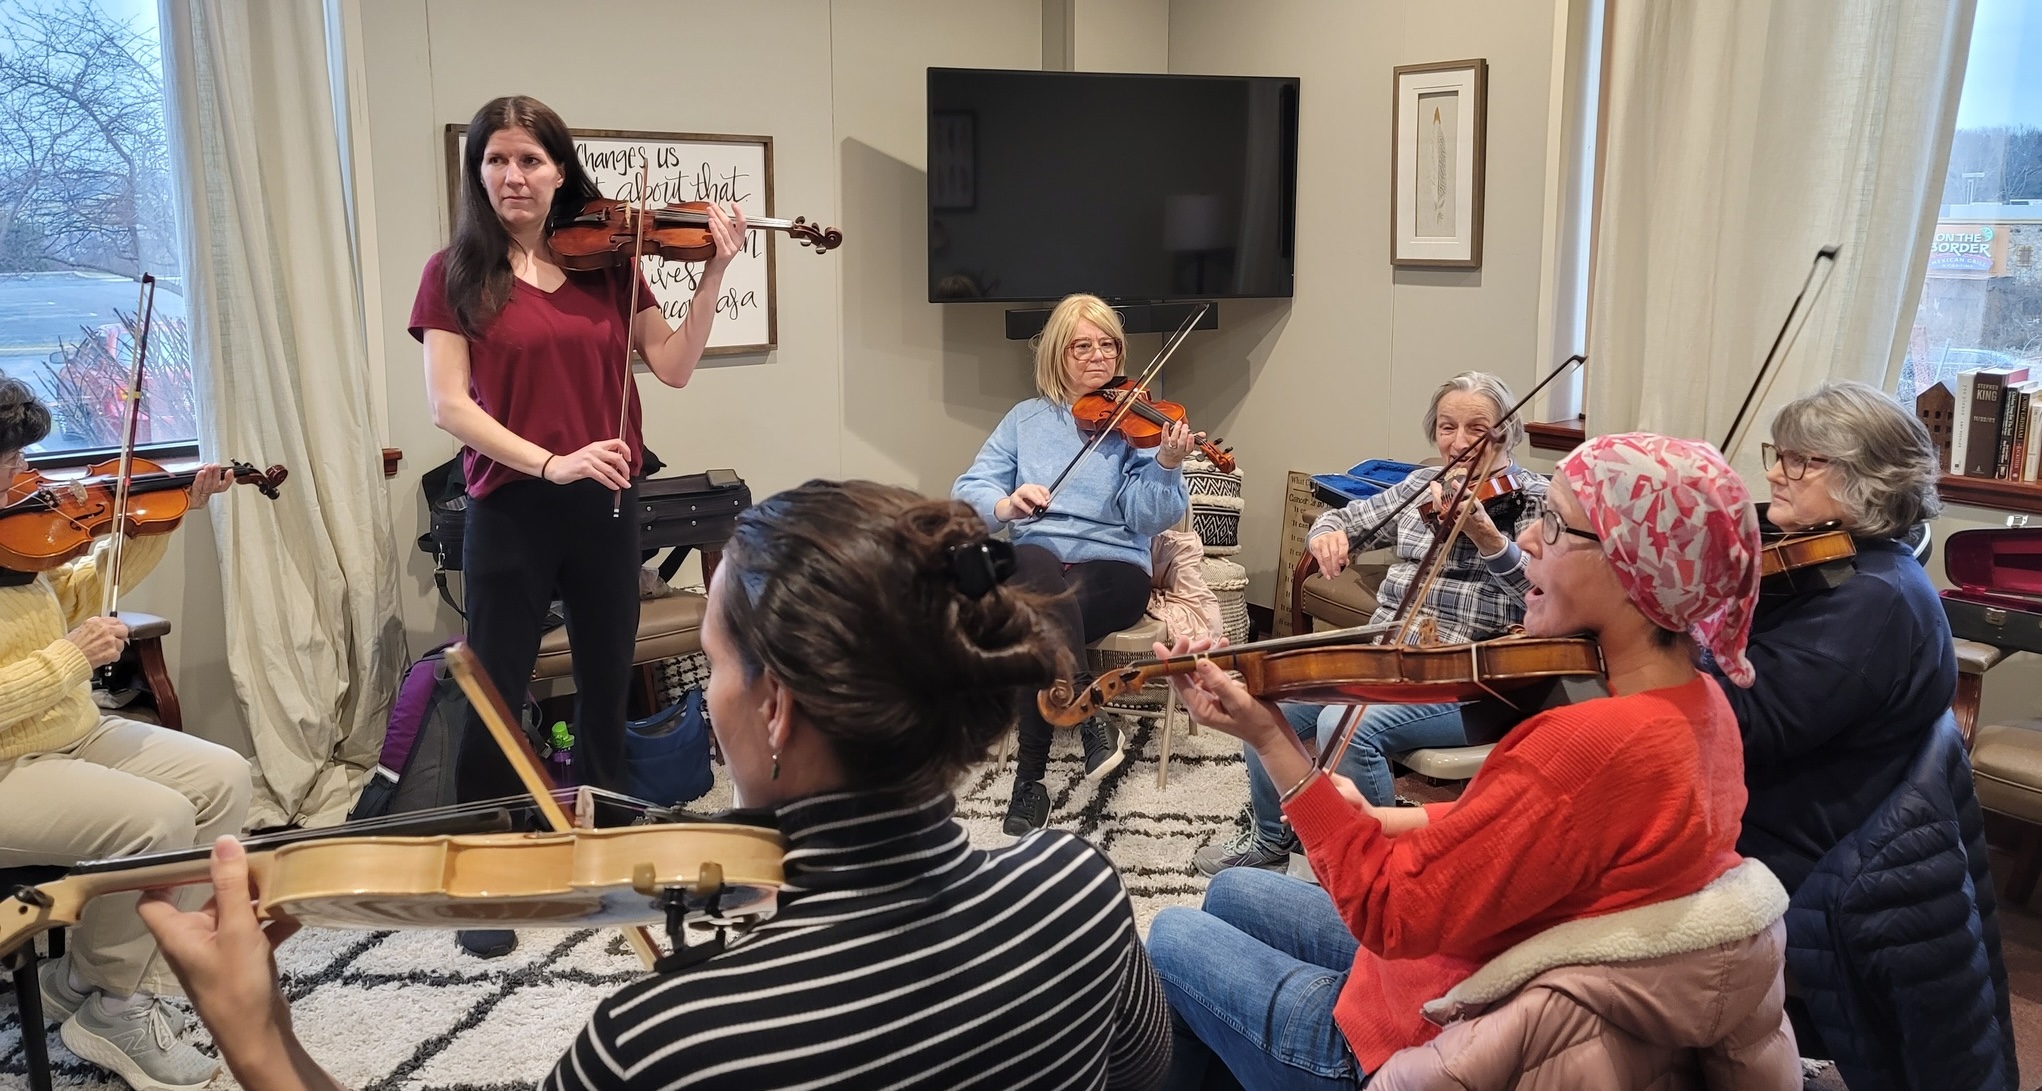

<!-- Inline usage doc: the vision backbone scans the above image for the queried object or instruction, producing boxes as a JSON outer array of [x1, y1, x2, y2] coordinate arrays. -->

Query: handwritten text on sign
[[451, 128, 775, 352]]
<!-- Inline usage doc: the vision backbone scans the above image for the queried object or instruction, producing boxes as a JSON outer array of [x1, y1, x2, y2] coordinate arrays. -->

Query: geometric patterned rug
[[0, 714, 1253, 1091]]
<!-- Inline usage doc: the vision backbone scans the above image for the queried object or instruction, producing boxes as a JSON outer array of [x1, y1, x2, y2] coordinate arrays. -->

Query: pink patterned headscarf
[[1557, 433, 1762, 687]]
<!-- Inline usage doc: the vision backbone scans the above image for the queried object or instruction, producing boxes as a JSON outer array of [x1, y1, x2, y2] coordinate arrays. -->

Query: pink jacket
[[1147, 529, 1222, 640], [1370, 860, 1800, 1091]]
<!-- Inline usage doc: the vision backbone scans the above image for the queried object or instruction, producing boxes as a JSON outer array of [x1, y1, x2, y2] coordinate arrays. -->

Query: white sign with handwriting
[[449, 127, 775, 353]]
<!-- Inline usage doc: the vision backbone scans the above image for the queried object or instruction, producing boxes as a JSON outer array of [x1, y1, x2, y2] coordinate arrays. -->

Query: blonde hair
[[1423, 371, 1524, 456], [1030, 294, 1126, 405]]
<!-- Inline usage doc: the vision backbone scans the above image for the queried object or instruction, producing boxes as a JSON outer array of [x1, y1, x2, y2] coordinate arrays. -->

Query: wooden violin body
[[551, 198, 844, 269], [1419, 468, 1526, 532], [1759, 528, 1855, 580], [0, 823, 785, 962], [1041, 629, 1604, 726], [0, 458, 287, 572], [1071, 378, 1236, 472]]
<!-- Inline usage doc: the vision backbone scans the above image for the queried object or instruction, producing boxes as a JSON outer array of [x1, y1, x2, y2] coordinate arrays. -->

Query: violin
[[1039, 624, 1604, 727], [1418, 467, 1525, 532], [0, 812, 784, 964], [1759, 528, 1856, 581], [2, 643, 784, 969], [1071, 378, 1236, 472], [550, 198, 844, 269], [0, 458, 287, 572]]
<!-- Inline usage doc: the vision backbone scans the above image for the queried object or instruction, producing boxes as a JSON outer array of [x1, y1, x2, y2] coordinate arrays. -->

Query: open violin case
[[1941, 527, 2042, 654]]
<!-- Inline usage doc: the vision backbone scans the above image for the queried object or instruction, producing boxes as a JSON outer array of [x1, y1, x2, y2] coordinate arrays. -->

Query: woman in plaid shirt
[[1196, 372, 1546, 876]]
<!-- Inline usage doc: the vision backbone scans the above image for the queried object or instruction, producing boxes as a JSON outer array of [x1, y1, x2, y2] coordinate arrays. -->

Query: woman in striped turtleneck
[[140, 480, 1173, 1091]]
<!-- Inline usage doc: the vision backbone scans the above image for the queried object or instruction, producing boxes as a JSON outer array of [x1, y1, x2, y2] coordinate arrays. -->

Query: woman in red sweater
[[1147, 433, 1770, 1089]]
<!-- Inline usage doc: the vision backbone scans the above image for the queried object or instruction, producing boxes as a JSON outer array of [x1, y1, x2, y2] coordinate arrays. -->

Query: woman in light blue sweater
[[954, 293, 1194, 834]]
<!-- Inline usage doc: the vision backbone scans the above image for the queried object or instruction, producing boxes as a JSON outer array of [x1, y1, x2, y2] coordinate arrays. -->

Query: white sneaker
[[61, 995, 220, 1091]]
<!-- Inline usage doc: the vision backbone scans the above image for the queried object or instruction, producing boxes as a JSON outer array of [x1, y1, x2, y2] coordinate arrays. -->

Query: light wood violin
[[2, 646, 784, 969]]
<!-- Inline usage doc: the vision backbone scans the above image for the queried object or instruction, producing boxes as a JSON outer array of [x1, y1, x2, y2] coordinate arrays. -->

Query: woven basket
[[1218, 589, 1251, 643], [1191, 494, 1244, 553], [1184, 451, 1243, 499], [1200, 556, 1248, 592]]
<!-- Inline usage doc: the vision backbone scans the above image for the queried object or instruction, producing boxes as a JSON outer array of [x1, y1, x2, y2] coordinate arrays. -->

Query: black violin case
[[1941, 527, 2042, 655]]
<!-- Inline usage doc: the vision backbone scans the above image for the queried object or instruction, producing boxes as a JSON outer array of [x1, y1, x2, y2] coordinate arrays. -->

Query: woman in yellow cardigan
[[0, 377, 245, 1091]]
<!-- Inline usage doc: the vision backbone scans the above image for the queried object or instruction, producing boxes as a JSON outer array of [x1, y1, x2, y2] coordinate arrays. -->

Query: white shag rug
[[0, 716, 1250, 1091]]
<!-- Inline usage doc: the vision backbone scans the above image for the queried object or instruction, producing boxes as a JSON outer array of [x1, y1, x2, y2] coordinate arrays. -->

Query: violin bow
[[101, 273, 157, 621], [1313, 447, 1491, 774], [1031, 302, 1210, 518], [1718, 244, 1841, 460], [443, 643, 663, 970], [613, 159, 654, 519]]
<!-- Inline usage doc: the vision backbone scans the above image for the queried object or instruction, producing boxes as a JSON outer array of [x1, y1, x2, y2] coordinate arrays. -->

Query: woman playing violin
[[140, 480, 1173, 1091], [0, 378, 247, 1091], [409, 96, 744, 958], [1707, 381, 1952, 896], [1199, 372, 1544, 876], [1149, 434, 1796, 1089], [953, 292, 1194, 835]]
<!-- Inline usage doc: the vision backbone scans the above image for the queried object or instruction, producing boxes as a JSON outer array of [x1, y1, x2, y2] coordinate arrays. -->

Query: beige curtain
[[1587, 0, 1976, 466], [159, 0, 403, 827]]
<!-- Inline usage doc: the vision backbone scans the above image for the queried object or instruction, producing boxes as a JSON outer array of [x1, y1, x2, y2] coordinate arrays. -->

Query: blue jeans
[[1246, 702, 1465, 846], [1149, 868, 1367, 1090]]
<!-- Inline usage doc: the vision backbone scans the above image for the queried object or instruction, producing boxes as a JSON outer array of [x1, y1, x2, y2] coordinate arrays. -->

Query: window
[[1895, 0, 2042, 408], [0, 0, 194, 463]]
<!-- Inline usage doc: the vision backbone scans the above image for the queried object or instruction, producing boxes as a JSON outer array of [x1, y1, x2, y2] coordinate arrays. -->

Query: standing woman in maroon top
[[408, 96, 743, 957]]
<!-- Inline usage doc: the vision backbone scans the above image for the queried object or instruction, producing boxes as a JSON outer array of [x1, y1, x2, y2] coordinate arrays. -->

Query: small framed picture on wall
[[1391, 58, 1488, 268]]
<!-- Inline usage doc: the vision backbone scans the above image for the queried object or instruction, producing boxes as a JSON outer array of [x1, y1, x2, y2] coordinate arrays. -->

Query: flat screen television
[[928, 67, 1299, 304]]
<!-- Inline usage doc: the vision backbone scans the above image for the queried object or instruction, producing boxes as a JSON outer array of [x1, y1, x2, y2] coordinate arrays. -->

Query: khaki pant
[[0, 715, 251, 996]]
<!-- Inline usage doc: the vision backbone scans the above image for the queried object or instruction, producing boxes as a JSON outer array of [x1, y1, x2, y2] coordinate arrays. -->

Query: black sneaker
[[1080, 719, 1125, 781], [457, 929, 517, 958], [1003, 778, 1051, 836]]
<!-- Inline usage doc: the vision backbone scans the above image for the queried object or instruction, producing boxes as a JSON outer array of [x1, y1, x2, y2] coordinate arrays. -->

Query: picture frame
[[1391, 59, 1487, 268], [444, 125, 778, 355], [929, 109, 976, 211]]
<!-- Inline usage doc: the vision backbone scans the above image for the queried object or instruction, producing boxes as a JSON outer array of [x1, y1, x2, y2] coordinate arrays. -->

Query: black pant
[[459, 479, 640, 803], [1010, 544, 1150, 784]]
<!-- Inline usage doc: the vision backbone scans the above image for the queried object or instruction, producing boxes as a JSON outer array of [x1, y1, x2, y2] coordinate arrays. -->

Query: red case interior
[[1945, 527, 2042, 601]]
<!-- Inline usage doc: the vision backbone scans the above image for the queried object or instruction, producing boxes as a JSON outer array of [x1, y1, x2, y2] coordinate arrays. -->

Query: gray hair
[[1422, 372, 1524, 456], [1770, 380, 1942, 539]]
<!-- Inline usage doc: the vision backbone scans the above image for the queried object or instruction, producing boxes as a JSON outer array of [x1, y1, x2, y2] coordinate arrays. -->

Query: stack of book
[[1952, 366, 2042, 481]]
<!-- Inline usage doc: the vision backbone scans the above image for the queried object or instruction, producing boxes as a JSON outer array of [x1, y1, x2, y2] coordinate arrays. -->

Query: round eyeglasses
[[1528, 497, 1602, 546], [1761, 442, 1832, 481]]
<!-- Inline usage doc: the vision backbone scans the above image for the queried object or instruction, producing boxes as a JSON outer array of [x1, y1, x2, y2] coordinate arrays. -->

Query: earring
[[770, 750, 781, 781]]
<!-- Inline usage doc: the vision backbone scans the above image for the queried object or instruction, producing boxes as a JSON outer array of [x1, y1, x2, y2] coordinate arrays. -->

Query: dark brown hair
[[717, 480, 1066, 801], [0, 378, 52, 456], [444, 96, 602, 337]]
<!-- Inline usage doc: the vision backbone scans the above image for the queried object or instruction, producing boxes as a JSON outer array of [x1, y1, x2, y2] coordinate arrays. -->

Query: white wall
[[1164, 0, 1566, 606]]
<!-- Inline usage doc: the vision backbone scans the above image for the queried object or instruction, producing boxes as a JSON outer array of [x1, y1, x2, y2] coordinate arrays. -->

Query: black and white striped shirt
[[547, 792, 1171, 1091]]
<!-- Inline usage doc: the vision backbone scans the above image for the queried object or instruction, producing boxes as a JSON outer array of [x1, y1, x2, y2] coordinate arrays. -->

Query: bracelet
[[1278, 767, 1323, 805], [539, 455, 555, 482]]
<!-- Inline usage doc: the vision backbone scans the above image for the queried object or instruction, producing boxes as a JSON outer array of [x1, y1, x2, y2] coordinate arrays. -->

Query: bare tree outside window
[[0, 0, 195, 457]]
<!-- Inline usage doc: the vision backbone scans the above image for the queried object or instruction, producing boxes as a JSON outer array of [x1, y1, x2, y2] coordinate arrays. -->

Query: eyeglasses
[[1066, 338, 1122, 359], [1761, 442, 1832, 481], [1529, 497, 1602, 546]]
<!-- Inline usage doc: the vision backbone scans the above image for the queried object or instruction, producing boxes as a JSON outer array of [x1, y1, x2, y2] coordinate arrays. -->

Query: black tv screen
[[928, 68, 1299, 303]]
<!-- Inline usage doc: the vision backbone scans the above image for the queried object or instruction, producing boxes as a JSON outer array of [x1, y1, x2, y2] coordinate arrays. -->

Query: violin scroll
[[1039, 668, 1142, 728], [786, 217, 845, 255], [228, 461, 288, 500]]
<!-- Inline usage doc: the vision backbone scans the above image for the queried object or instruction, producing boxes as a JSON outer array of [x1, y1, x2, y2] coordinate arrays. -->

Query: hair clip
[[949, 539, 1017, 598]]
